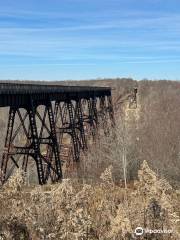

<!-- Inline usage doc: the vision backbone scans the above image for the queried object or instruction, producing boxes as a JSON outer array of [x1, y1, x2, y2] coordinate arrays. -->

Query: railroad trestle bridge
[[0, 83, 114, 185]]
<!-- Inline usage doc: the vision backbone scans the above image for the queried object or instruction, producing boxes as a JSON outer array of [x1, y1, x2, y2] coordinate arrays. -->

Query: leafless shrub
[[0, 161, 180, 239]]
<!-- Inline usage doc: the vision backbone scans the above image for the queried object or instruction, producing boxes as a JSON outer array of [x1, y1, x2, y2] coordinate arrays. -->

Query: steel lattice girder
[[0, 84, 114, 185]]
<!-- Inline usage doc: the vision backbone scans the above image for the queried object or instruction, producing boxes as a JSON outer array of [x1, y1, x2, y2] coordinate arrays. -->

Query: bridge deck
[[0, 82, 111, 107]]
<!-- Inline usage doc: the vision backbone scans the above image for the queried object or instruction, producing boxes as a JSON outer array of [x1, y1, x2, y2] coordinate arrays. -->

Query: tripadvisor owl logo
[[134, 227, 173, 236], [134, 227, 144, 236]]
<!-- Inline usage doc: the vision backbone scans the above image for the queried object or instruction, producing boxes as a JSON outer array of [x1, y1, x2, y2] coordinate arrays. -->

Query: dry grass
[[0, 161, 179, 240]]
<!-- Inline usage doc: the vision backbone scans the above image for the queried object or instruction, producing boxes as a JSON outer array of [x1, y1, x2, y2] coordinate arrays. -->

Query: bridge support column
[[0, 107, 16, 183], [28, 99, 45, 184], [86, 98, 98, 138], [76, 99, 87, 150], [67, 101, 80, 162], [107, 95, 115, 127], [54, 99, 88, 174], [97, 95, 115, 133], [0, 98, 62, 185], [46, 101, 62, 181]]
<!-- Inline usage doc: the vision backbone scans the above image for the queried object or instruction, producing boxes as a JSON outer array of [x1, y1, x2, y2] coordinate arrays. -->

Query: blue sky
[[0, 0, 180, 80]]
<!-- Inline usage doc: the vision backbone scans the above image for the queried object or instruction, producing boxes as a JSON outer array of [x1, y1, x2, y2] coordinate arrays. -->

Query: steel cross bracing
[[0, 83, 114, 185]]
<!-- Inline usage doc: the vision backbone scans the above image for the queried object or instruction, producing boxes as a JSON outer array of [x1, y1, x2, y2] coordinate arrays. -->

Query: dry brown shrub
[[0, 161, 179, 240]]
